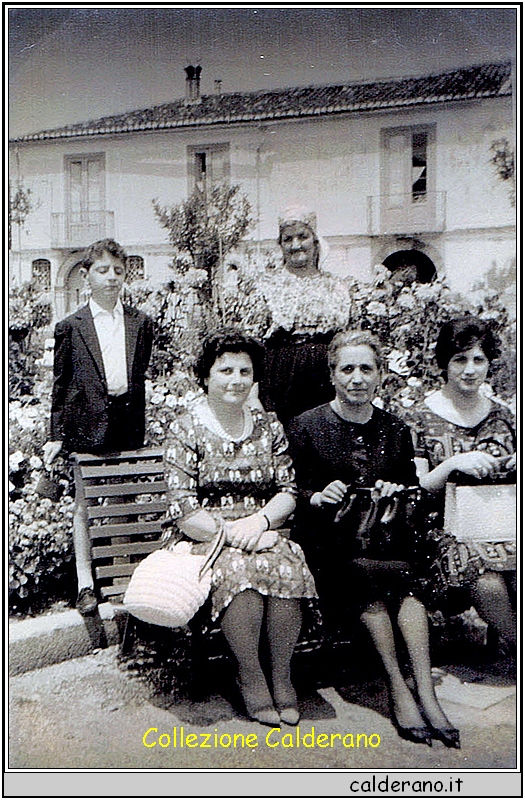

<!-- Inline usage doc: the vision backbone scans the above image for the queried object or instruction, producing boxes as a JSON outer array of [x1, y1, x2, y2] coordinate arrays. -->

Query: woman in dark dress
[[288, 330, 459, 748]]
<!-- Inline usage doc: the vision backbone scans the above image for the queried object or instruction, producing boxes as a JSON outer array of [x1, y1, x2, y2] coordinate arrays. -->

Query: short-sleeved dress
[[408, 401, 516, 584], [162, 399, 317, 620]]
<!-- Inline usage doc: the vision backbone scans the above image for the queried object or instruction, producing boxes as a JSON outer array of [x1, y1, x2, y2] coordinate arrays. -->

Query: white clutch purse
[[444, 482, 516, 543]]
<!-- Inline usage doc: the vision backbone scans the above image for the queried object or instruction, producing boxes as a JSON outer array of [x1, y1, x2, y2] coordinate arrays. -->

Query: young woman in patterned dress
[[162, 329, 317, 726]]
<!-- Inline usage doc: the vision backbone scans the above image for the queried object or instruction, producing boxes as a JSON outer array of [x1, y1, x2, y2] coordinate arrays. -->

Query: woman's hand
[[226, 513, 268, 551], [43, 440, 63, 467], [500, 453, 516, 472], [253, 530, 280, 551], [311, 480, 347, 507], [449, 450, 500, 480], [372, 479, 405, 498]]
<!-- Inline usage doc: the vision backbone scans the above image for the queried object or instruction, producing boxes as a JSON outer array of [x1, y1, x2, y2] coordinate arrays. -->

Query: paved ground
[[9, 645, 516, 771]]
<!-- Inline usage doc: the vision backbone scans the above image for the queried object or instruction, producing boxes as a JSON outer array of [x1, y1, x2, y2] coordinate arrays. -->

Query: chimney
[[185, 65, 202, 103], [214, 79, 222, 95]]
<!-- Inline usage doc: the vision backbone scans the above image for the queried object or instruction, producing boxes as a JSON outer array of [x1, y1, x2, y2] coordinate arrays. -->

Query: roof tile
[[11, 61, 511, 143]]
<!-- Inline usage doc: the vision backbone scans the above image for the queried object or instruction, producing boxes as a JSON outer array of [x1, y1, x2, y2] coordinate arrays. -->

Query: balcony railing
[[50, 211, 115, 249], [367, 191, 446, 236]]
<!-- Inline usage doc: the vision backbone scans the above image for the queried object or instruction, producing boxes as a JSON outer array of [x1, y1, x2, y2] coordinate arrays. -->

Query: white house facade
[[9, 62, 515, 321]]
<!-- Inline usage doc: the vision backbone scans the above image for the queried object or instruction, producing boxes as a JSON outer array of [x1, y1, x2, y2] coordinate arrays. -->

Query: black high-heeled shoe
[[389, 700, 432, 746], [428, 726, 461, 749], [393, 721, 433, 747]]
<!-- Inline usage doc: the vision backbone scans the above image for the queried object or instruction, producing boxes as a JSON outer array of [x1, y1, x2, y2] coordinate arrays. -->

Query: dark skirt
[[259, 330, 335, 426]]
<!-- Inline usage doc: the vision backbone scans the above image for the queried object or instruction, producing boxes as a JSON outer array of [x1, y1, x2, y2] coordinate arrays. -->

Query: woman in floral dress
[[408, 317, 516, 648], [162, 329, 317, 726], [254, 207, 354, 426]]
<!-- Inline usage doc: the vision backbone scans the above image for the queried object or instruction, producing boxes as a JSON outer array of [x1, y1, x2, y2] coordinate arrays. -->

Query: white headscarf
[[278, 206, 330, 270]]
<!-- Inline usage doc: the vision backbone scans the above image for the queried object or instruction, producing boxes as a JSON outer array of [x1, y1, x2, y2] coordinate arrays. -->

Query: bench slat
[[95, 562, 145, 579], [81, 462, 164, 478], [87, 501, 167, 519], [73, 448, 164, 464], [89, 520, 164, 539], [84, 480, 167, 498], [100, 584, 132, 600], [92, 540, 162, 558]]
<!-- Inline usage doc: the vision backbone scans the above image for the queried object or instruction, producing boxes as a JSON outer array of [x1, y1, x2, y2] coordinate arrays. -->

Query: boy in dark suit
[[43, 239, 154, 614]]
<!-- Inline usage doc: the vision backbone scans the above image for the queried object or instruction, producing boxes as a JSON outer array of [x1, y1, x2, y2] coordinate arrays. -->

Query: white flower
[[367, 301, 388, 317], [165, 394, 178, 408], [396, 291, 417, 310], [479, 309, 500, 321], [400, 397, 415, 408], [373, 264, 392, 283], [387, 350, 411, 376], [29, 455, 43, 469], [414, 283, 440, 302], [9, 451, 26, 471], [407, 377, 422, 387], [150, 392, 165, 405]]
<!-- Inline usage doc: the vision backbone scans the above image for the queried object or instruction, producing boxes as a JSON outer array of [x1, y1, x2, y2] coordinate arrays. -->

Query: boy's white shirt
[[89, 297, 128, 396]]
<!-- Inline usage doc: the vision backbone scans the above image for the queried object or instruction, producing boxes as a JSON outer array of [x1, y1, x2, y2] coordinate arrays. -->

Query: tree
[[152, 184, 252, 309], [9, 182, 33, 250], [490, 138, 515, 207]]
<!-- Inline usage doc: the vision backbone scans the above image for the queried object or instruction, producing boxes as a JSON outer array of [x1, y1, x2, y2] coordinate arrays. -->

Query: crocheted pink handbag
[[123, 526, 225, 628]]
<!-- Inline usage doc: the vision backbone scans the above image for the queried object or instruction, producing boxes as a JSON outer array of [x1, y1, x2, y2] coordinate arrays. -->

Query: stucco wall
[[9, 93, 514, 312]]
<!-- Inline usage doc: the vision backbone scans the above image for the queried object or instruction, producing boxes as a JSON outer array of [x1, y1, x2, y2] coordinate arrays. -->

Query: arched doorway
[[383, 250, 437, 284], [65, 262, 87, 314]]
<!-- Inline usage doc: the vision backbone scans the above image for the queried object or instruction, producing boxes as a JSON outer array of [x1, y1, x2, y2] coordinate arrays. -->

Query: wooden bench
[[72, 448, 322, 676], [72, 448, 167, 605]]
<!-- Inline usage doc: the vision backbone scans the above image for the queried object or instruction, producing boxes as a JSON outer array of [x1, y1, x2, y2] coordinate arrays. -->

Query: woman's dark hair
[[79, 238, 127, 271], [435, 317, 500, 373], [195, 328, 264, 391], [328, 329, 383, 372]]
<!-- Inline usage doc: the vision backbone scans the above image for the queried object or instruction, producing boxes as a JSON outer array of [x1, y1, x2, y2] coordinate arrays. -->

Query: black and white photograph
[[8, 3, 518, 791]]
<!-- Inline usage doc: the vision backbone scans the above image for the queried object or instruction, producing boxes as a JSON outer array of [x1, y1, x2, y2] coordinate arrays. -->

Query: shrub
[[350, 268, 515, 415], [9, 375, 77, 614], [8, 264, 515, 614], [9, 283, 53, 400]]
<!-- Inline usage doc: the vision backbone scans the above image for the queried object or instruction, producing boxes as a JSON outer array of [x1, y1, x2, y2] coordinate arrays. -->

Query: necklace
[[197, 398, 254, 442]]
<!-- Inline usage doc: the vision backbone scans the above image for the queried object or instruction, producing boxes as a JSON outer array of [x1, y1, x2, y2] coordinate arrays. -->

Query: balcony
[[51, 211, 115, 249], [367, 191, 446, 236]]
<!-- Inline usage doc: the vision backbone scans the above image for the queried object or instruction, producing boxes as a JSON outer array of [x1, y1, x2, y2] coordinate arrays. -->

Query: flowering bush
[[9, 283, 53, 400], [9, 259, 515, 614], [351, 267, 515, 415], [9, 373, 77, 613]]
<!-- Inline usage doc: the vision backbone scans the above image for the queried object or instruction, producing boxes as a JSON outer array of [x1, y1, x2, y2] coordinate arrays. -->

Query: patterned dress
[[408, 401, 516, 584], [162, 399, 317, 620]]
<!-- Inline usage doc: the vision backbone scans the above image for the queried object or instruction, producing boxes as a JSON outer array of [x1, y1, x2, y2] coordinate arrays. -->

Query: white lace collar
[[194, 397, 254, 442]]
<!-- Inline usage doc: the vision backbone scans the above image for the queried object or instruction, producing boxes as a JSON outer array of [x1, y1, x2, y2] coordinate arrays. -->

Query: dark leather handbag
[[333, 486, 430, 563]]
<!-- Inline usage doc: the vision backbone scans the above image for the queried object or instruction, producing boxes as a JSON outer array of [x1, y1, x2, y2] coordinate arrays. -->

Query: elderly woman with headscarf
[[250, 207, 354, 427]]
